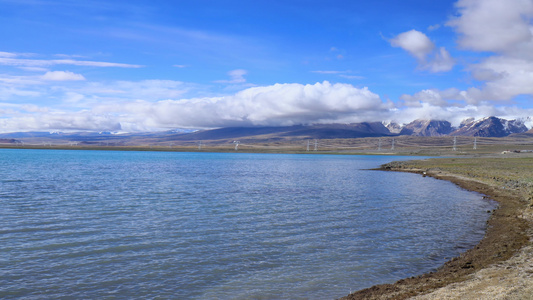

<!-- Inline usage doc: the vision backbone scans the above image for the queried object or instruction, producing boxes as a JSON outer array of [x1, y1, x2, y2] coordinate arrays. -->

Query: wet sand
[[341, 157, 533, 300]]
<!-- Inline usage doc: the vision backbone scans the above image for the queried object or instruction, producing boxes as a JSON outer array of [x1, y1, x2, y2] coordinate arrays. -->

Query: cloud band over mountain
[[1, 80, 532, 133]]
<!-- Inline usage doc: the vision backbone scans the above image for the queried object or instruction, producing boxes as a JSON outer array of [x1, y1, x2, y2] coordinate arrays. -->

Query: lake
[[0, 149, 496, 299]]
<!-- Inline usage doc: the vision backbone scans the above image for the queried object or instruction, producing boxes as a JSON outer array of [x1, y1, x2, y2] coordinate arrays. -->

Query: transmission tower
[[453, 136, 457, 151], [391, 138, 395, 151], [473, 137, 477, 150]]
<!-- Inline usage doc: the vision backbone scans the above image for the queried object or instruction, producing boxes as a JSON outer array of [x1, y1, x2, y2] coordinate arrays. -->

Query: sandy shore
[[341, 157, 533, 300]]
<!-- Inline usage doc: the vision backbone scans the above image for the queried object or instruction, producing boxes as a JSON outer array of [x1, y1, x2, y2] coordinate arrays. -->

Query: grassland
[[2, 134, 533, 156]]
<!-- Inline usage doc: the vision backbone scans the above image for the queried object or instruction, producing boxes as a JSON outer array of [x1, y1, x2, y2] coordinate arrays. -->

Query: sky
[[1, 0, 533, 132]]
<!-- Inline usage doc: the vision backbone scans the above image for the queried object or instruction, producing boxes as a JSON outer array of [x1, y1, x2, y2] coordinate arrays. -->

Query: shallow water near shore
[[0, 149, 496, 299]]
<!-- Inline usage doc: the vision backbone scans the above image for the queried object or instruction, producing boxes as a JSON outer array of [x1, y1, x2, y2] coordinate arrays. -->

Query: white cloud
[[18, 66, 50, 72], [91, 81, 391, 130], [427, 24, 441, 31], [466, 56, 533, 101], [215, 69, 247, 84], [54, 54, 87, 58], [312, 70, 364, 80], [41, 71, 86, 81], [448, 0, 533, 54], [400, 88, 460, 107], [0, 75, 43, 100], [2, 75, 531, 133], [0, 51, 19, 58], [0, 111, 122, 132], [311, 70, 347, 74], [0, 73, 194, 111], [84, 79, 192, 101], [433, 0, 533, 103], [390, 30, 454, 72], [63, 92, 85, 103], [0, 87, 41, 100], [0, 51, 35, 58], [339, 75, 364, 80], [426, 47, 455, 72], [390, 29, 434, 61], [0, 74, 43, 85], [0, 81, 392, 132], [0, 55, 143, 68], [398, 0, 533, 105]]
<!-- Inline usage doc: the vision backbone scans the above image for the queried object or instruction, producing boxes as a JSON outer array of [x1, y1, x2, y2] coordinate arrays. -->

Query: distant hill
[[169, 122, 395, 141], [0, 138, 19, 144], [0, 117, 530, 144]]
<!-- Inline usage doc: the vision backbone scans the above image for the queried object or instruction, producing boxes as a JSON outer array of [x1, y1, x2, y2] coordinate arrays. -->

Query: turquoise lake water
[[0, 149, 496, 299]]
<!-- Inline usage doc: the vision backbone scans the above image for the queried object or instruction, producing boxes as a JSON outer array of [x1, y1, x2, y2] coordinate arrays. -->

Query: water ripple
[[0, 150, 496, 299]]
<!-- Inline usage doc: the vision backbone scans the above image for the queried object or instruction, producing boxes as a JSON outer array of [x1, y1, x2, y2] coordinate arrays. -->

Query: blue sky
[[1, 0, 533, 132]]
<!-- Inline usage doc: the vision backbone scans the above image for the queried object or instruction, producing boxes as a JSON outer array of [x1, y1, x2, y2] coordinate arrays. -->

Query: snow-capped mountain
[[398, 119, 453, 136], [451, 116, 528, 137]]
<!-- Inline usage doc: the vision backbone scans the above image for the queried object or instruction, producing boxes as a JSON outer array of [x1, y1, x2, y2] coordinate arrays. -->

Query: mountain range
[[0, 116, 530, 144]]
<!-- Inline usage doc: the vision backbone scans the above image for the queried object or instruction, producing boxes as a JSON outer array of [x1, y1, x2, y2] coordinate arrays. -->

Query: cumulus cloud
[[397, 83, 533, 126], [390, 29, 454, 72], [466, 56, 533, 101], [90, 81, 391, 130], [2, 76, 532, 133], [0, 81, 394, 132], [431, 0, 533, 103], [448, 0, 533, 54], [390, 29, 435, 61], [41, 71, 86, 81], [400, 88, 461, 107], [400, 0, 533, 108]]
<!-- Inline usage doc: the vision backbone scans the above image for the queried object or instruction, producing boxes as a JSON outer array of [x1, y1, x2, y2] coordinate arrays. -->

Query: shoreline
[[341, 159, 533, 299]]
